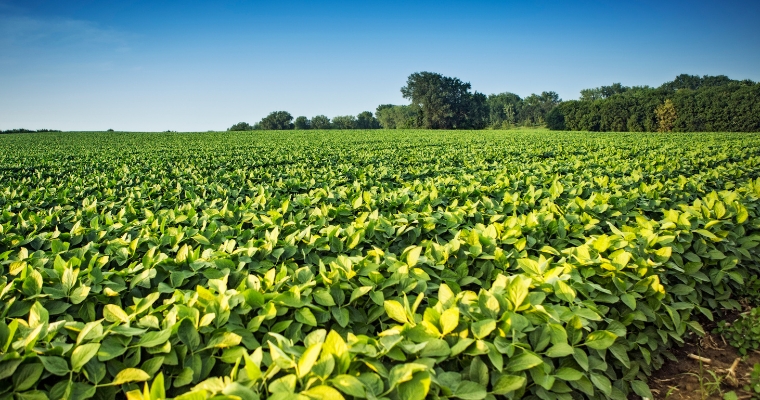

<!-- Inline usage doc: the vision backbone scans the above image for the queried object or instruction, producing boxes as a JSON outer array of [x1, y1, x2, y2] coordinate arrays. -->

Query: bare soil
[[647, 310, 760, 400]]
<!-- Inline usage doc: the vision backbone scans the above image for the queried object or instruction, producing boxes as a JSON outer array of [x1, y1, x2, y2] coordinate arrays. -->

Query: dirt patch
[[648, 312, 760, 400]]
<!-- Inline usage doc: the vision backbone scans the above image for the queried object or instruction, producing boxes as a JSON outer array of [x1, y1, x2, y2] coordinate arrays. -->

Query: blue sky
[[1, 0, 759, 131]]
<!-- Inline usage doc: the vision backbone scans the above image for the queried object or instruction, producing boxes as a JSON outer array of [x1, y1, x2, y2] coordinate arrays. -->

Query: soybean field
[[1, 130, 759, 400]]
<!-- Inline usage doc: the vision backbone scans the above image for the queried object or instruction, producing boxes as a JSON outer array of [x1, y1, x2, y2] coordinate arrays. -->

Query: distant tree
[[519, 91, 561, 125], [259, 111, 294, 130], [655, 99, 677, 132], [227, 122, 253, 131], [464, 92, 489, 129], [486, 92, 522, 127], [545, 107, 566, 130], [355, 111, 380, 129], [579, 88, 604, 101], [580, 83, 629, 101], [504, 104, 516, 127], [375, 105, 418, 129], [332, 115, 357, 129], [107, 128, 115, 132], [294, 116, 311, 130], [401, 71, 487, 129], [311, 115, 332, 129]]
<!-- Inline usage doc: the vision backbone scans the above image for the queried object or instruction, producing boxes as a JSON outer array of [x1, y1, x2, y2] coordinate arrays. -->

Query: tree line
[[228, 71, 561, 131], [228, 72, 760, 132], [1, 129, 61, 134], [547, 74, 760, 132]]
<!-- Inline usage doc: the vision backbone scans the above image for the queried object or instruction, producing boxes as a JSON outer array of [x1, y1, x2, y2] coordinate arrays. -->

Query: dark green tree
[[294, 116, 311, 130], [311, 115, 332, 130], [258, 112, 294, 130], [545, 107, 565, 130], [227, 122, 253, 131], [331, 115, 357, 129], [355, 111, 380, 129], [400, 71, 487, 129], [486, 92, 522, 128], [375, 105, 418, 129]]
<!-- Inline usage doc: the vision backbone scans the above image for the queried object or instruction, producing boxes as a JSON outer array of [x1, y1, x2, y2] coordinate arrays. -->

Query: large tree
[[376, 105, 419, 129], [400, 72, 487, 129], [227, 122, 253, 131], [294, 116, 310, 130], [486, 92, 522, 128], [331, 115, 357, 129], [310, 115, 332, 130], [259, 111, 294, 130], [355, 111, 380, 129]]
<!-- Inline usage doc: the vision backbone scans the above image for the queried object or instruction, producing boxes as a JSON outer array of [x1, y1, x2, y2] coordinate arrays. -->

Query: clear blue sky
[[1, 0, 759, 131]]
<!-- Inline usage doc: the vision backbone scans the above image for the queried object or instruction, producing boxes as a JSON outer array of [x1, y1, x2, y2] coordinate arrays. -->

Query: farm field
[[1, 129, 759, 400]]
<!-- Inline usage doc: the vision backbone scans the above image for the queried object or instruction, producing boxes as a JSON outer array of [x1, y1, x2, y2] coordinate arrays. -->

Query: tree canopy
[[225, 73, 760, 132], [258, 111, 294, 130], [400, 72, 488, 129]]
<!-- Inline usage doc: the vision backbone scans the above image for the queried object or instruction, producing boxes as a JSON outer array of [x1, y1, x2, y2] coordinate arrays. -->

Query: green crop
[[0, 130, 759, 399]]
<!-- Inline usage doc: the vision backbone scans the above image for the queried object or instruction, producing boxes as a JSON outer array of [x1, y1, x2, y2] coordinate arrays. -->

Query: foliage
[[401, 72, 488, 129], [486, 93, 522, 128], [331, 115, 357, 130], [550, 75, 760, 132], [258, 111, 294, 130], [1, 129, 62, 134], [747, 363, 760, 396], [310, 115, 332, 130], [294, 117, 311, 130], [355, 111, 380, 129], [375, 105, 419, 129], [655, 100, 677, 133], [227, 122, 254, 132], [0, 130, 760, 399], [714, 308, 760, 355], [545, 107, 566, 130]]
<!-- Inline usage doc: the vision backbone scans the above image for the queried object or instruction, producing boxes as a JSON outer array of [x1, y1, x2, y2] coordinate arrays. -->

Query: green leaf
[[590, 372, 612, 395], [384, 300, 407, 324], [111, 368, 150, 385], [440, 308, 460, 335], [406, 246, 423, 267], [492, 375, 526, 394], [506, 352, 544, 372], [554, 280, 576, 302], [545, 343, 575, 358], [0, 358, 22, 380], [39, 356, 69, 376], [22, 269, 43, 296], [631, 380, 653, 399], [296, 307, 318, 326], [584, 330, 617, 350], [151, 373, 166, 399], [349, 286, 373, 303], [13, 363, 44, 391], [398, 370, 431, 400], [205, 332, 242, 349], [620, 293, 636, 310], [332, 375, 366, 398], [103, 304, 130, 323], [71, 343, 100, 372], [302, 385, 345, 400], [470, 319, 496, 339], [453, 380, 487, 400], [178, 318, 201, 351], [298, 343, 323, 378], [313, 290, 336, 307], [137, 329, 172, 348], [555, 367, 583, 381], [388, 363, 428, 389]]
